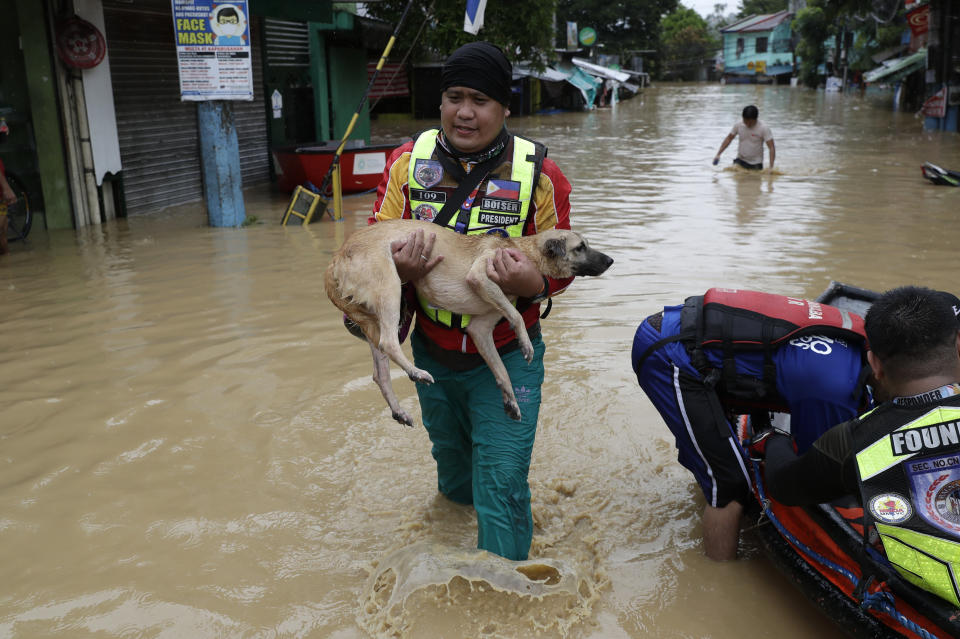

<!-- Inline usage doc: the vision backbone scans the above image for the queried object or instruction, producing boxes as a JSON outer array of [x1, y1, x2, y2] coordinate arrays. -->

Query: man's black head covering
[[934, 290, 960, 325], [440, 41, 512, 106]]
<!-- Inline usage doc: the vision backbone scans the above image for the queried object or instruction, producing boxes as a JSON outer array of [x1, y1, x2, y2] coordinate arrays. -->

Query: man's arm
[[369, 143, 442, 282], [764, 424, 855, 505], [371, 144, 412, 223], [714, 133, 736, 164], [766, 139, 775, 170]]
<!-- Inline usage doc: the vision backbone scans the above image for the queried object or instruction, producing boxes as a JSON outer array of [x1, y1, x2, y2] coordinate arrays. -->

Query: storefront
[[0, 0, 72, 230], [1, 0, 385, 229], [101, 0, 269, 215]]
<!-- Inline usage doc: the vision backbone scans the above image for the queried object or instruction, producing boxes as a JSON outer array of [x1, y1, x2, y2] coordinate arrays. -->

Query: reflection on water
[[3, 84, 960, 638]]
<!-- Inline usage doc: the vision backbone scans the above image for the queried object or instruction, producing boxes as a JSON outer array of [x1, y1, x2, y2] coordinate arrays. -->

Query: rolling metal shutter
[[263, 19, 310, 69], [234, 33, 269, 187], [103, 0, 267, 215]]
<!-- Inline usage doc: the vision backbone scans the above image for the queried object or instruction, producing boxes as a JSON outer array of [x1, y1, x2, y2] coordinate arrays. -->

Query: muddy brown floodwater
[[2, 83, 960, 638]]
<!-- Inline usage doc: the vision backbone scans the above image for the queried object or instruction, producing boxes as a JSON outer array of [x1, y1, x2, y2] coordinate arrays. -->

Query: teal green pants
[[411, 331, 545, 561]]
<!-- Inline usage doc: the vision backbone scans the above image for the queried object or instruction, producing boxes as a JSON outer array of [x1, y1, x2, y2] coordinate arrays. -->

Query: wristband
[[529, 275, 550, 304]]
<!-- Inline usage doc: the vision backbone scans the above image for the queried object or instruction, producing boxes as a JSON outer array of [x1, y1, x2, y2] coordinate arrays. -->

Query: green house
[[720, 10, 795, 84]]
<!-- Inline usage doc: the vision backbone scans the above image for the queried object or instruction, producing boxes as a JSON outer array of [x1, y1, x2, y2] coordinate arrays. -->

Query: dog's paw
[[392, 410, 415, 427], [521, 343, 534, 364], [408, 368, 434, 385], [504, 400, 522, 421]]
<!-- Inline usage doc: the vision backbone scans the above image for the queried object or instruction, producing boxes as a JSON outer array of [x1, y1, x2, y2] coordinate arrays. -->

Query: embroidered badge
[[486, 228, 509, 237], [869, 493, 913, 525], [414, 204, 438, 222], [907, 452, 960, 536], [486, 179, 521, 199], [413, 159, 443, 188]]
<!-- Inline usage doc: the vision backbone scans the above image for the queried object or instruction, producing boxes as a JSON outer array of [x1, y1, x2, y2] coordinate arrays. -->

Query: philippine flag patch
[[486, 179, 521, 200]]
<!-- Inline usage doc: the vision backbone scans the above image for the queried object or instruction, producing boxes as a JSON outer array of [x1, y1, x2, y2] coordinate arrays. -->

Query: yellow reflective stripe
[[512, 137, 535, 214], [857, 407, 960, 481], [877, 523, 960, 607]]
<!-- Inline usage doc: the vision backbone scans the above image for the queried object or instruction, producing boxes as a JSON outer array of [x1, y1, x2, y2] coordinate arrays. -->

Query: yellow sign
[[755, 60, 767, 74]]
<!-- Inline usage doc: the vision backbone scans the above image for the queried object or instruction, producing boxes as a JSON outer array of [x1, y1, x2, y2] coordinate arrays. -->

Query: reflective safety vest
[[407, 128, 542, 328], [853, 394, 960, 607]]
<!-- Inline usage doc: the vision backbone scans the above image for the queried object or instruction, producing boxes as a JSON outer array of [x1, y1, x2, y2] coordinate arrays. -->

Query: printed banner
[[172, 0, 253, 101], [907, 4, 929, 38], [566, 22, 578, 50], [922, 85, 947, 118]]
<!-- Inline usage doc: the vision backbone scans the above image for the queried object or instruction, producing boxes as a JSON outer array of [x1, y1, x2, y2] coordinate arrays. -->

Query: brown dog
[[324, 219, 614, 426]]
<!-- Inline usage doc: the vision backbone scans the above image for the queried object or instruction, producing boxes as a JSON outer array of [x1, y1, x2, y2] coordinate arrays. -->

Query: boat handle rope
[[749, 454, 939, 639]]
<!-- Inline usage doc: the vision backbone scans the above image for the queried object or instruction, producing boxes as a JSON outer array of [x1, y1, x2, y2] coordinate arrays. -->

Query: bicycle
[[2, 170, 32, 242]]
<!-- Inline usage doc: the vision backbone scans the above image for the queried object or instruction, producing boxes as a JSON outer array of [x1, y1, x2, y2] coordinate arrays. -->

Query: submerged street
[[2, 82, 960, 637]]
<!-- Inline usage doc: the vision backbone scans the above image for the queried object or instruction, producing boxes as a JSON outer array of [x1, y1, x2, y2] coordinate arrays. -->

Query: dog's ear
[[543, 237, 566, 259]]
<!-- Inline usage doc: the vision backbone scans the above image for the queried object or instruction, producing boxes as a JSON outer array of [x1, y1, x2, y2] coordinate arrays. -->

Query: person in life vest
[[368, 41, 576, 561], [631, 288, 870, 560], [763, 286, 960, 607]]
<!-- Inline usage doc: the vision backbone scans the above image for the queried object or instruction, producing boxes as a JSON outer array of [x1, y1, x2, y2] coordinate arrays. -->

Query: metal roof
[[571, 57, 631, 82], [722, 10, 791, 33], [863, 48, 927, 83]]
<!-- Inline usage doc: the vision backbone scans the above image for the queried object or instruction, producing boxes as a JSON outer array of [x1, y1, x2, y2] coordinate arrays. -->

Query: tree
[[793, 5, 829, 87], [791, 0, 887, 87], [363, 0, 557, 68], [847, 14, 906, 72], [660, 6, 718, 80], [556, 0, 679, 64], [737, 0, 787, 18]]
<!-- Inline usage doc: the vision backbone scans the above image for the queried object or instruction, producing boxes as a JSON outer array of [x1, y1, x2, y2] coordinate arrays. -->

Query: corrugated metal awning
[[864, 49, 926, 83], [571, 58, 631, 82], [513, 63, 569, 83]]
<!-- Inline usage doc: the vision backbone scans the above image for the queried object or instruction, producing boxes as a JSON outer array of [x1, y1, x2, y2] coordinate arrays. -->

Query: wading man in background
[[370, 41, 576, 561], [713, 105, 775, 171]]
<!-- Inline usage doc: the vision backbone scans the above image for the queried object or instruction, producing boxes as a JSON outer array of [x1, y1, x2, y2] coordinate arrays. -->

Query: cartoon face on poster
[[210, 3, 247, 45]]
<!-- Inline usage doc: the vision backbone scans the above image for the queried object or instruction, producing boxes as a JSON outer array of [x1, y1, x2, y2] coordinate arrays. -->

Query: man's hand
[[1, 185, 15, 205], [391, 228, 443, 283], [485, 248, 543, 297], [747, 427, 792, 461]]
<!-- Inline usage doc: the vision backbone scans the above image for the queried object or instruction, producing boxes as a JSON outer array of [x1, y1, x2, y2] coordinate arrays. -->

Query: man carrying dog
[[631, 289, 871, 559], [369, 41, 575, 561]]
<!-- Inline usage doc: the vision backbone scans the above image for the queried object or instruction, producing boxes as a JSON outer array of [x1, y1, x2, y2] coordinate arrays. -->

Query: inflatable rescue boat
[[740, 282, 960, 639]]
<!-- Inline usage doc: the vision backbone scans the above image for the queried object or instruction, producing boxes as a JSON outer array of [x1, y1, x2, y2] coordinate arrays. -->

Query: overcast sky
[[683, 0, 738, 18]]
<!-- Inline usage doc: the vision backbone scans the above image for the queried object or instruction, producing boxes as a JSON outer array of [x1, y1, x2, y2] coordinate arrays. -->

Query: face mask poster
[[171, 0, 253, 101]]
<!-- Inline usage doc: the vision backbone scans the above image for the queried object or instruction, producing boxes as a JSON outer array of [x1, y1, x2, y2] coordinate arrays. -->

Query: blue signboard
[[171, 0, 253, 101]]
